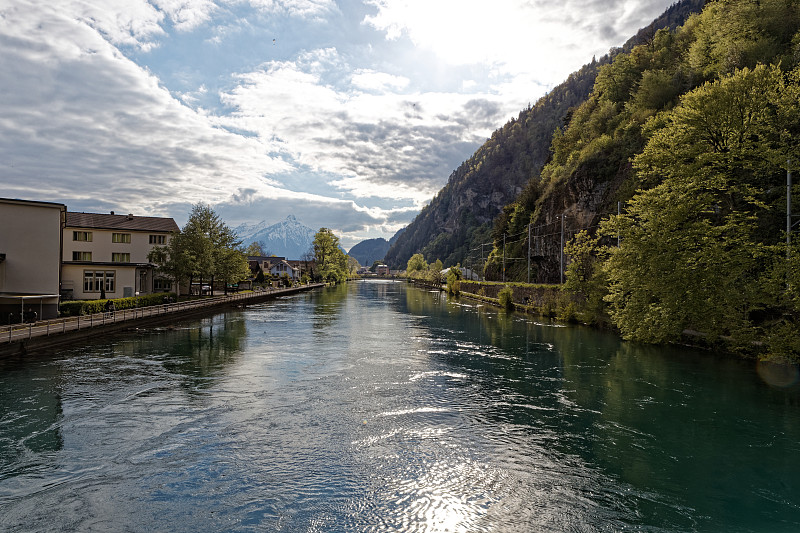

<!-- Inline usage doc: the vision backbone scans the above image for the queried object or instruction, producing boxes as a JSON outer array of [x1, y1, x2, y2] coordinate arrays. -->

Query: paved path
[[1, 285, 324, 346]]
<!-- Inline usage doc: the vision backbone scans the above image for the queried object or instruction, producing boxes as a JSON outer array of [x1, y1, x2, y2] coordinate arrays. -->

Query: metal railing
[[1, 285, 323, 345]]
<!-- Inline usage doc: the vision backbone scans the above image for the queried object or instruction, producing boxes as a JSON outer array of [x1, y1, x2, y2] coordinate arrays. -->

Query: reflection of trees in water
[[310, 284, 348, 333], [0, 362, 64, 475], [558, 338, 800, 523], [111, 311, 248, 388]]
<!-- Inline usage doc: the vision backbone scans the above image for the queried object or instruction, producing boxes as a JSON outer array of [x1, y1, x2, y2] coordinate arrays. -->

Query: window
[[154, 278, 172, 291], [112, 252, 130, 262], [112, 233, 131, 243], [72, 251, 92, 261], [149, 235, 166, 245], [104, 271, 115, 293], [84, 271, 115, 293], [83, 271, 95, 292], [73, 231, 92, 242]]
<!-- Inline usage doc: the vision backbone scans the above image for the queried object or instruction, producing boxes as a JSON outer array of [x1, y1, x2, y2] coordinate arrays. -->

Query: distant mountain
[[348, 238, 390, 267], [234, 215, 315, 259]]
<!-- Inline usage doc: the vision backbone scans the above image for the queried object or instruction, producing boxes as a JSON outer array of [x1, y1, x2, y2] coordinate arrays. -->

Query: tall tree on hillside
[[600, 65, 800, 354]]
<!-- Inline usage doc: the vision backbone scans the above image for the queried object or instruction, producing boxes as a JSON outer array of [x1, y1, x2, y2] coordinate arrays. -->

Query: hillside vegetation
[[491, 0, 800, 358]]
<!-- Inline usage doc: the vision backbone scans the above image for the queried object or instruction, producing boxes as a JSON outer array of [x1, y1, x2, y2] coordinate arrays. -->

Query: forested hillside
[[490, 0, 800, 357], [348, 237, 389, 267], [383, 0, 705, 269]]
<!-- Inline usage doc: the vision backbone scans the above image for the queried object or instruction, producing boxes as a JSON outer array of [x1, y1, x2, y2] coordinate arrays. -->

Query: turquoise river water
[[1, 280, 799, 532]]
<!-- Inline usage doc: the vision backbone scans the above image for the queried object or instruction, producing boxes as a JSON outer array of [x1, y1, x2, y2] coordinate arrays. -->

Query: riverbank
[[0, 284, 324, 358], [411, 279, 571, 318], [409, 278, 781, 361]]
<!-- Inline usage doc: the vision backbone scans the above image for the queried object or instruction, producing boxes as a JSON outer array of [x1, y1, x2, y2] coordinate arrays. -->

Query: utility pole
[[527, 222, 531, 284], [788, 162, 793, 260], [560, 214, 565, 284], [481, 243, 485, 281], [502, 233, 506, 283]]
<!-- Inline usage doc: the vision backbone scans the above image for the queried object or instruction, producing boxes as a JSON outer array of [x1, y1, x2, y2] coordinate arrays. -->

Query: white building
[[0, 198, 66, 323], [269, 259, 300, 281], [61, 212, 179, 300]]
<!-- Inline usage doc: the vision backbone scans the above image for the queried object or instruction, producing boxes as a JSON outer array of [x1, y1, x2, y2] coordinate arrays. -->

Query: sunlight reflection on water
[[1, 281, 799, 532]]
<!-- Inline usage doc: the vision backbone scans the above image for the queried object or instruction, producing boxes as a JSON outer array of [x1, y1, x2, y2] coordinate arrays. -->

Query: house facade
[[269, 259, 300, 281], [0, 198, 66, 323], [61, 212, 179, 300], [248, 256, 303, 282]]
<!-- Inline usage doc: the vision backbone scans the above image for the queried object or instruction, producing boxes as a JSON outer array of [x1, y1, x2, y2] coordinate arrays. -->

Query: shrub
[[59, 292, 177, 316], [498, 286, 514, 311], [446, 268, 462, 296]]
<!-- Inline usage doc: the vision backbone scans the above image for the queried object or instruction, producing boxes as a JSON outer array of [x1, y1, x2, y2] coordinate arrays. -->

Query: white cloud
[[363, 0, 677, 83], [0, 2, 290, 216], [153, 0, 218, 31], [246, 0, 337, 18], [351, 69, 410, 92], [219, 49, 512, 203]]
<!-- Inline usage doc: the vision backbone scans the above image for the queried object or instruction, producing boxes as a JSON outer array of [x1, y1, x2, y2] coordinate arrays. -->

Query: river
[[1, 280, 799, 532]]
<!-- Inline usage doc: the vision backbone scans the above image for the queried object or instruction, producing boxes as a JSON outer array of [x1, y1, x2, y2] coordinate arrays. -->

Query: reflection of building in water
[[0, 363, 64, 472]]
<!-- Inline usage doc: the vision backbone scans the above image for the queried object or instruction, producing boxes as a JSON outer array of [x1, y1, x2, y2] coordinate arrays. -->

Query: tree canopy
[[148, 203, 250, 297], [313, 228, 348, 283]]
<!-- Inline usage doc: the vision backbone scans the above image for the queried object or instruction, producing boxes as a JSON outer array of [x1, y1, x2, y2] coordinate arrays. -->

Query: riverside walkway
[[0, 284, 325, 356]]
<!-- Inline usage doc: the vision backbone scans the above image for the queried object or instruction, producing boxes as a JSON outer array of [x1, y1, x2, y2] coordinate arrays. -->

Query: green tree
[[601, 64, 800, 350], [563, 230, 609, 325], [446, 264, 462, 296], [216, 246, 251, 294], [313, 228, 348, 283], [406, 253, 427, 277], [148, 231, 192, 301], [346, 255, 361, 277], [428, 259, 444, 283], [245, 241, 268, 257], [177, 203, 248, 296], [601, 179, 762, 343]]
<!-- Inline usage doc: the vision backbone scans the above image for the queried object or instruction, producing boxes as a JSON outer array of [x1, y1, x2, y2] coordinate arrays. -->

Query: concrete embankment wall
[[0, 284, 324, 358]]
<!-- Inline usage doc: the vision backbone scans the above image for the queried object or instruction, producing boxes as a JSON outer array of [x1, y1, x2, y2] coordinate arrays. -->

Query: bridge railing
[[0, 285, 322, 345]]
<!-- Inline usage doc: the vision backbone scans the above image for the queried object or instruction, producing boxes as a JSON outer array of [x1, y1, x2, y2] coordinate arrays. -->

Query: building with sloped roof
[[0, 198, 66, 323], [62, 211, 179, 300]]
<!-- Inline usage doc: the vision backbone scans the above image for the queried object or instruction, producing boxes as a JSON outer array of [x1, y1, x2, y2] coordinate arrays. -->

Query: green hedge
[[60, 292, 177, 317]]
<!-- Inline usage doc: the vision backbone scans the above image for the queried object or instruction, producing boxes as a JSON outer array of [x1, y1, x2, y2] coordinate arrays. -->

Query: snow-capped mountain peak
[[235, 215, 315, 259]]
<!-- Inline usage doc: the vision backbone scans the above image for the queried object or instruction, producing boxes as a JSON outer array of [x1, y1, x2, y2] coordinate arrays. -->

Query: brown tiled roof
[[66, 212, 179, 232]]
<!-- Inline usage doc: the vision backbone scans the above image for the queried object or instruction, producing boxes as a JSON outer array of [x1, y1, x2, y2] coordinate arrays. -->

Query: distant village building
[[61, 211, 179, 300], [0, 198, 66, 323], [376, 264, 390, 276], [248, 256, 305, 282]]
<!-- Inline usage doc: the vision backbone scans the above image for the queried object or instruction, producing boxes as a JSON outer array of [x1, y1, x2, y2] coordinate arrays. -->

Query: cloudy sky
[[1, 0, 675, 249]]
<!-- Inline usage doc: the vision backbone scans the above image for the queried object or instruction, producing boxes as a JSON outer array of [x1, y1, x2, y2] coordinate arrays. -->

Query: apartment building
[[0, 198, 66, 323], [61, 212, 179, 300]]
